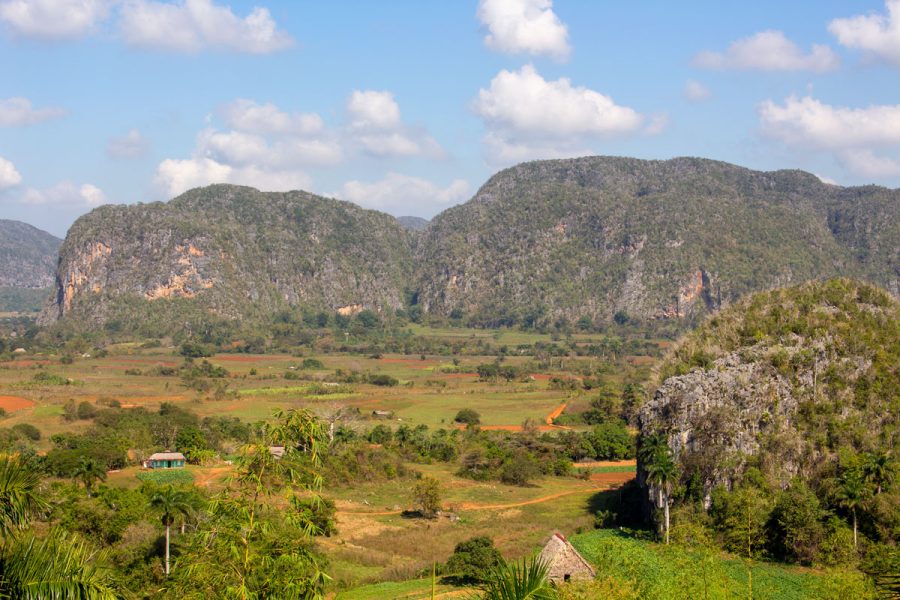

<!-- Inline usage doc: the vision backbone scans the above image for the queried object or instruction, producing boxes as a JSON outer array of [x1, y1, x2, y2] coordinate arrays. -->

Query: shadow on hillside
[[585, 479, 649, 529]]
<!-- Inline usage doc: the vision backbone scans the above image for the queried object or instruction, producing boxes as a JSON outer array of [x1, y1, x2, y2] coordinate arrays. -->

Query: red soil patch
[[590, 471, 636, 485], [0, 396, 35, 411], [0, 360, 53, 368], [545, 402, 567, 425]]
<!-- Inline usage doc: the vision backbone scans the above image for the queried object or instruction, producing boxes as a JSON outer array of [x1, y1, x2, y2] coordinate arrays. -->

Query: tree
[[834, 468, 869, 549], [167, 409, 330, 598], [862, 452, 895, 496], [413, 476, 442, 518], [0, 455, 119, 598], [480, 556, 555, 600], [149, 485, 193, 576], [0, 454, 46, 535], [445, 536, 504, 583], [643, 438, 677, 545], [72, 457, 106, 497], [454, 409, 481, 426]]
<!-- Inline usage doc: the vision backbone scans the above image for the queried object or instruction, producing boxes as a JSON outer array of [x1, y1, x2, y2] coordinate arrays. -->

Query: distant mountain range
[[0, 219, 61, 289], [33, 156, 898, 332]]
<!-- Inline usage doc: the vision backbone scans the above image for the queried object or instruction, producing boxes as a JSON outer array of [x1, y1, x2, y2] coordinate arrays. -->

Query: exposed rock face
[[0, 220, 62, 288], [415, 156, 898, 326], [638, 280, 898, 508], [41, 157, 899, 332], [40, 185, 415, 327]]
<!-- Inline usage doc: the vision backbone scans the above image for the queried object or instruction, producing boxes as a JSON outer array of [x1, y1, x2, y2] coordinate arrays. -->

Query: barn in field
[[539, 532, 596, 583]]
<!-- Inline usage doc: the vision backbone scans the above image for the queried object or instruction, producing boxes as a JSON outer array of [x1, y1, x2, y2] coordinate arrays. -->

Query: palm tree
[[0, 455, 119, 598], [0, 528, 119, 599], [480, 556, 556, 600], [862, 452, 894, 495], [149, 485, 193, 576], [644, 446, 677, 545], [0, 454, 46, 536], [72, 457, 106, 497], [835, 469, 869, 549]]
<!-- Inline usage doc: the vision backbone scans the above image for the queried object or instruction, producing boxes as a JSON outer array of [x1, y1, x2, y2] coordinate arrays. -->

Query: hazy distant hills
[[40, 157, 899, 332], [397, 216, 429, 231], [0, 220, 61, 289]]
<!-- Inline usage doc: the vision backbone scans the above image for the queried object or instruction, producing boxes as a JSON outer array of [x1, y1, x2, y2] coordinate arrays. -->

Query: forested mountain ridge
[[0, 219, 61, 289], [39, 185, 415, 329], [415, 156, 898, 326], [40, 157, 898, 333]]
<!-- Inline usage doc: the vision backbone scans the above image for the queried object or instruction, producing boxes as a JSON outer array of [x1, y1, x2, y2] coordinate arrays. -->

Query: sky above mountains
[[2, 0, 900, 236]]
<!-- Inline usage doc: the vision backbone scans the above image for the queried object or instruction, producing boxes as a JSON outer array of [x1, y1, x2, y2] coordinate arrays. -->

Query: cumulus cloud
[[119, 0, 293, 54], [759, 95, 900, 180], [332, 173, 470, 214], [107, 128, 149, 158], [683, 80, 712, 102], [759, 95, 900, 149], [20, 181, 107, 207], [155, 156, 311, 197], [694, 30, 839, 72], [477, 0, 570, 60], [0, 156, 22, 190], [0, 0, 111, 39], [0, 97, 65, 127], [839, 149, 900, 178], [345, 90, 444, 158], [830, 0, 900, 66], [473, 65, 647, 164], [221, 99, 323, 135]]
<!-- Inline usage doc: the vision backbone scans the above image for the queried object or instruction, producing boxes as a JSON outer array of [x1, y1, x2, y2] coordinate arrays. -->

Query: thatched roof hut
[[538, 532, 596, 583]]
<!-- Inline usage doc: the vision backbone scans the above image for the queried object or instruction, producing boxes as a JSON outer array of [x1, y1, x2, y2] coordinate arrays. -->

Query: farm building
[[145, 452, 186, 469], [538, 532, 596, 583]]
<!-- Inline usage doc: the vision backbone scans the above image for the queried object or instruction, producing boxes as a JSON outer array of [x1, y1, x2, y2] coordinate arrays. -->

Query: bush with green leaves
[[444, 536, 504, 583], [454, 408, 481, 425]]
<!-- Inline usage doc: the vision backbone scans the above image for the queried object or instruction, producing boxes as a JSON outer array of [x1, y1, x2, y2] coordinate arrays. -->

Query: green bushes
[[444, 536, 504, 583], [136, 469, 195, 487], [454, 408, 481, 425], [11, 423, 40, 441]]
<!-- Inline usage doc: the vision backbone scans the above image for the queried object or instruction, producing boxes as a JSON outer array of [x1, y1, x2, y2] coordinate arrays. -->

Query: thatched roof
[[148, 452, 185, 461], [538, 532, 596, 583]]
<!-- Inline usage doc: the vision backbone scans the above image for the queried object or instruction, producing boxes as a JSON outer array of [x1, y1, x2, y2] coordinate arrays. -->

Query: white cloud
[[839, 149, 900, 178], [759, 95, 900, 180], [20, 181, 107, 207], [814, 173, 839, 185], [0, 156, 22, 190], [0, 97, 65, 127], [477, 0, 570, 60], [694, 30, 839, 72], [683, 80, 712, 102], [119, 0, 293, 54], [154, 156, 311, 198], [221, 98, 323, 135], [332, 173, 470, 214], [830, 0, 900, 66], [473, 65, 647, 164], [0, 0, 111, 39], [107, 128, 149, 158], [345, 90, 444, 158], [759, 95, 900, 149], [347, 90, 402, 130], [198, 128, 342, 168]]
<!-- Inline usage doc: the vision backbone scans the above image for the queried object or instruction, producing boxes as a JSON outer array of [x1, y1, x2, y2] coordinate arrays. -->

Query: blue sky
[[1, 0, 899, 236]]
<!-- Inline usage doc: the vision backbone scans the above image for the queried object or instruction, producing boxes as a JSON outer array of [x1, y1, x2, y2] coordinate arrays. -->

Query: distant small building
[[145, 452, 186, 469], [372, 410, 394, 419], [539, 532, 596, 584], [269, 446, 285, 460]]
